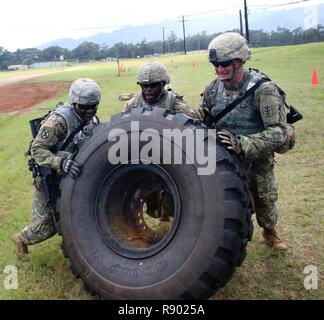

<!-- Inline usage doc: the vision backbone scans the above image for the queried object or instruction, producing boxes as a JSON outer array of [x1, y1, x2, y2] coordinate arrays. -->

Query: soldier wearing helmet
[[122, 62, 195, 222], [123, 61, 195, 117], [12, 78, 102, 260], [197, 32, 289, 251]]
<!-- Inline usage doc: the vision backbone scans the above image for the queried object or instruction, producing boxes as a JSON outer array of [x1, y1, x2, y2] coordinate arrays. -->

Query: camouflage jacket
[[200, 69, 288, 160], [123, 90, 197, 118], [30, 104, 99, 171]]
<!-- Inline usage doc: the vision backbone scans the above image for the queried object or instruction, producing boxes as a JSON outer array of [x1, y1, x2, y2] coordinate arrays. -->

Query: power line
[[64, 5, 243, 32], [243, 0, 311, 40], [250, 0, 309, 7], [249, 0, 310, 11], [186, 5, 242, 18], [62, 1, 312, 32]]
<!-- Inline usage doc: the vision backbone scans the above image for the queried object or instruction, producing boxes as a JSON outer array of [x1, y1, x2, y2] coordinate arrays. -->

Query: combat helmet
[[208, 32, 252, 64], [69, 78, 101, 105], [137, 62, 170, 85]]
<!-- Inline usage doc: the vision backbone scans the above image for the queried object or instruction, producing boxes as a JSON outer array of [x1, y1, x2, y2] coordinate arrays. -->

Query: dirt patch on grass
[[0, 81, 71, 113]]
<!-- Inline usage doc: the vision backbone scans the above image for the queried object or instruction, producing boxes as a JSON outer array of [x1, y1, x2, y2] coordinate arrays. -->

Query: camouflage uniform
[[200, 33, 288, 231], [21, 104, 99, 245], [19, 78, 101, 247], [123, 61, 196, 118], [123, 90, 195, 117], [123, 62, 196, 220]]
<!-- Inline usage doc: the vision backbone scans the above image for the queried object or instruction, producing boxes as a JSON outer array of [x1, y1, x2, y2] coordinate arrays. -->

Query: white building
[[7, 65, 28, 71]]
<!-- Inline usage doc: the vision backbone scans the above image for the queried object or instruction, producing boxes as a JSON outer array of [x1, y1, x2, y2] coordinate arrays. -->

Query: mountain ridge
[[37, 4, 324, 50]]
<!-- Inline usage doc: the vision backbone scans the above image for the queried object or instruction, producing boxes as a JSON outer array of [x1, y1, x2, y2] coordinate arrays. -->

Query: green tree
[[72, 42, 101, 60], [0, 47, 15, 70], [168, 31, 178, 53]]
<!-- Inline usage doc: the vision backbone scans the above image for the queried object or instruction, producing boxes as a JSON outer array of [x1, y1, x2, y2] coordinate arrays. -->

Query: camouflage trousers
[[246, 156, 278, 230], [20, 179, 57, 245]]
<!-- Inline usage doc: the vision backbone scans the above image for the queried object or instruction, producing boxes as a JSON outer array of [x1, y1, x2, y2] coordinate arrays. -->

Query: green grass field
[[0, 66, 68, 80], [0, 42, 323, 300]]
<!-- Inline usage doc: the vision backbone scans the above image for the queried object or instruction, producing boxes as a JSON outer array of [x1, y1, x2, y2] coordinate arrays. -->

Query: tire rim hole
[[96, 164, 180, 259]]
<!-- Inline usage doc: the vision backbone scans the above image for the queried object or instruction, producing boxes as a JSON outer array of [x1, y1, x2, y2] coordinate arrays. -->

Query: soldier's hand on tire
[[196, 106, 207, 122], [217, 130, 242, 155], [61, 159, 82, 179]]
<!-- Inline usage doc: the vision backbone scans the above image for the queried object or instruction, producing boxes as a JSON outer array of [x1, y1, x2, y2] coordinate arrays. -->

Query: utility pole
[[116, 44, 120, 77], [239, 10, 244, 36], [179, 15, 188, 55], [197, 33, 200, 51], [162, 27, 166, 55], [244, 0, 250, 42]]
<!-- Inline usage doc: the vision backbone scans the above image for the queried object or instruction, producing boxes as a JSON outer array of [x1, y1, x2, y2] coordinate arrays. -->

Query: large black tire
[[57, 108, 254, 300]]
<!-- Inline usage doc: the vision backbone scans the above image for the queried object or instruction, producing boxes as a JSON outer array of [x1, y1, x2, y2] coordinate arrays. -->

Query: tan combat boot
[[262, 228, 288, 251], [12, 233, 30, 261]]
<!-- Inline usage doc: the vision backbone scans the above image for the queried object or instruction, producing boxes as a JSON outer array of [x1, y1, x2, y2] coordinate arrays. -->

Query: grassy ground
[[0, 66, 66, 80], [0, 43, 323, 300]]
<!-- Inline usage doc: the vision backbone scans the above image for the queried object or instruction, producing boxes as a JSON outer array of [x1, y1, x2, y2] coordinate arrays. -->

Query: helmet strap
[[156, 82, 165, 102]]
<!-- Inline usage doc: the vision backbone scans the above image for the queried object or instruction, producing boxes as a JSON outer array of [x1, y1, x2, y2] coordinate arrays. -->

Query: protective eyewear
[[142, 82, 161, 89], [78, 104, 98, 110], [212, 60, 234, 68]]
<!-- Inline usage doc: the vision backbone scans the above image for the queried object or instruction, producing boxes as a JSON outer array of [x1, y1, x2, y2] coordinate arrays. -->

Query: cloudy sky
[[1, 0, 323, 50]]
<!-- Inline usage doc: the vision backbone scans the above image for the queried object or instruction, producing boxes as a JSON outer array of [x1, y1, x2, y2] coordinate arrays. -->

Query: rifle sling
[[213, 78, 270, 125], [60, 122, 87, 151]]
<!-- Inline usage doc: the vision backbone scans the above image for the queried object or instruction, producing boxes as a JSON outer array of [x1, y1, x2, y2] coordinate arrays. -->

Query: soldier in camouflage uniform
[[123, 61, 196, 118], [197, 32, 288, 251], [123, 62, 196, 221], [12, 78, 102, 260]]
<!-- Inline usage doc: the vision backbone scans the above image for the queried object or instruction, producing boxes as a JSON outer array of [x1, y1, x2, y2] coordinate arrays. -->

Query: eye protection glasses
[[212, 60, 234, 68], [78, 104, 98, 111], [141, 82, 161, 89]]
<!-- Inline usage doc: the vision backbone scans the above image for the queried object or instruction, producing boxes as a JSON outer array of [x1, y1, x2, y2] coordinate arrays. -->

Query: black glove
[[60, 159, 82, 179], [217, 130, 242, 155]]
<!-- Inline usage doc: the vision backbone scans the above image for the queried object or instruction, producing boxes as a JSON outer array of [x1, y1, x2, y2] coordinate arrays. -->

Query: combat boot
[[262, 228, 288, 251], [12, 233, 30, 261]]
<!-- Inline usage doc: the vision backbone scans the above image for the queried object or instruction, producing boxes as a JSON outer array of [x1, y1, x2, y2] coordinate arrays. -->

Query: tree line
[[1, 25, 324, 70]]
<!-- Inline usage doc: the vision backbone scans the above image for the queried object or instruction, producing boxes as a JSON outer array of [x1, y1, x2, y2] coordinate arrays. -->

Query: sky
[[1, 0, 324, 51]]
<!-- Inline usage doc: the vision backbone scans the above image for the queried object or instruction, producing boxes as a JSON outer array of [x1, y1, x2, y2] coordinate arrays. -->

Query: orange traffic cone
[[312, 68, 319, 85], [192, 61, 196, 68]]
